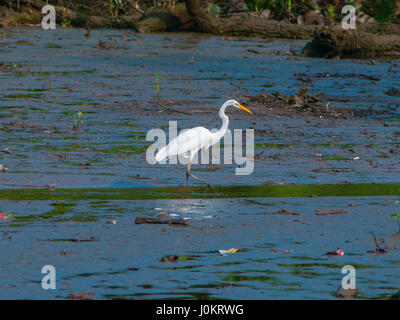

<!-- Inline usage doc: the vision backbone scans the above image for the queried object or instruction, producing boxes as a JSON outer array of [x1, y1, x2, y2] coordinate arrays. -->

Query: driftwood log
[[302, 26, 400, 58], [135, 3, 193, 33]]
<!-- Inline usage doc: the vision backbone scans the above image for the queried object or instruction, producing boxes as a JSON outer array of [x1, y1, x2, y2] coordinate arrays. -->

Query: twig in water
[[368, 231, 387, 254]]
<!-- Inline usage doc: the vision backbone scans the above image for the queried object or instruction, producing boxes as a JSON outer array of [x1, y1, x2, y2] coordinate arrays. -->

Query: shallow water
[[0, 28, 399, 188], [0, 28, 399, 299]]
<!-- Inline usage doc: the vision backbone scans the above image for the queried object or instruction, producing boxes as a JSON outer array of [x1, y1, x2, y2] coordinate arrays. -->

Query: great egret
[[155, 99, 253, 193]]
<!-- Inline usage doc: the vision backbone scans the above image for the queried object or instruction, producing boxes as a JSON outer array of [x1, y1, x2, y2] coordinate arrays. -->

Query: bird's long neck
[[211, 103, 229, 145]]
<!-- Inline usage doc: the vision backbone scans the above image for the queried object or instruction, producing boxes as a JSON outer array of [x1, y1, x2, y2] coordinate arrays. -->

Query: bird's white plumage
[[154, 99, 252, 193], [155, 99, 251, 164], [155, 126, 213, 162]]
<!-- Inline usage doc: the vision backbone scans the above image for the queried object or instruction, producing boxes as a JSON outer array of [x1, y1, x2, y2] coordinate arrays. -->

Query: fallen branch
[[135, 216, 189, 227], [315, 209, 348, 216]]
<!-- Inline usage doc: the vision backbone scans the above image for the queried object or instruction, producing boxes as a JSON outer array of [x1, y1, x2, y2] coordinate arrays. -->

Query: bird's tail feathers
[[155, 146, 167, 162]]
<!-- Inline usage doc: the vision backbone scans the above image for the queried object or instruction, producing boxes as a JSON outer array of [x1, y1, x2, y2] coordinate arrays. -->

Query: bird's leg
[[186, 159, 191, 194], [190, 172, 218, 194], [187, 159, 218, 194]]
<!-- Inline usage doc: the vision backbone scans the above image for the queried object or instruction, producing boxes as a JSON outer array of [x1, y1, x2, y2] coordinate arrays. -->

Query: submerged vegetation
[[1, 184, 400, 201]]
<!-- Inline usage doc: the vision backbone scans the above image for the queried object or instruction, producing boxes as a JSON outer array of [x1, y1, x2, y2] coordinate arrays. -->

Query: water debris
[[264, 181, 294, 186], [218, 248, 239, 255], [135, 216, 189, 227], [335, 286, 358, 298], [391, 291, 400, 300], [157, 212, 169, 217], [367, 231, 387, 254], [0, 65, 11, 72], [49, 236, 99, 242], [263, 209, 301, 216], [326, 249, 344, 256], [97, 40, 121, 50], [160, 255, 179, 263], [385, 87, 400, 97], [0, 164, 9, 173], [0, 212, 13, 219], [270, 249, 293, 254], [106, 219, 118, 225], [244, 88, 392, 119], [315, 209, 348, 216], [67, 292, 94, 300], [1, 148, 10, 154]]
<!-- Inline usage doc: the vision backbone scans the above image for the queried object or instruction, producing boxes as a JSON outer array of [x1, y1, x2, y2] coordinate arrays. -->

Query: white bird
[[155, 99, 253, 193]]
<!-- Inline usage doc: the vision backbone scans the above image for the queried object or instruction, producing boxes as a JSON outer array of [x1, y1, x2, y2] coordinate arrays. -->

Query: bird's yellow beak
[[236, 103, 253, 114]]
